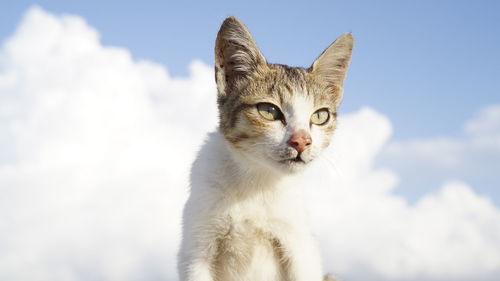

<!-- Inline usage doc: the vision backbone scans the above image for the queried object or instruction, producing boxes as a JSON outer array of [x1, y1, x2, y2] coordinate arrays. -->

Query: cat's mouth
[[280, 154, 306, 164]]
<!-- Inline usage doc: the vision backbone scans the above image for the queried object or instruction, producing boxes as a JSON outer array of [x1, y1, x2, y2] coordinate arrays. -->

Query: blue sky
[[1, 1, 499, 196], [2, 0, 499, 140], [3, 0, 498, 203], [1, 2, 500, 281]]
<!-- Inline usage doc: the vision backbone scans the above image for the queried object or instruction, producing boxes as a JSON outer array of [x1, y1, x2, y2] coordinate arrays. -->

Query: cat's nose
[[287, 130, 312, 153]]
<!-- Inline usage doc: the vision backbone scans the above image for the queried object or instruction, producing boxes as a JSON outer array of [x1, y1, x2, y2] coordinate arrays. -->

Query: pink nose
[[287, 130, 312, 153]]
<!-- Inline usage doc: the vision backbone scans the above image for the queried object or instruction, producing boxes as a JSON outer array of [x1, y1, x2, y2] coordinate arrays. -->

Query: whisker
[[319, 153, 342, 180]]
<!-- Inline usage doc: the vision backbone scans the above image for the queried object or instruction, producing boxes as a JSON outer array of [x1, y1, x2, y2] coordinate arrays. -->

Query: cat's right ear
[[215, 16, 267, 97], [310, 33, 354, 106]]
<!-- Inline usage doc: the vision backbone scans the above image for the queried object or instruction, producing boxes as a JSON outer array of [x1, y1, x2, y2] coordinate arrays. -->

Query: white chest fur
[[213, 198, 287, 281], [178, 132, 323, 281]]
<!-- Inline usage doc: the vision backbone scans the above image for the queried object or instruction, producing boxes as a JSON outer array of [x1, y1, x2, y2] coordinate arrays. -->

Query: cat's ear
[[310, 33, 354, 106], [215, 16, 267, 96]]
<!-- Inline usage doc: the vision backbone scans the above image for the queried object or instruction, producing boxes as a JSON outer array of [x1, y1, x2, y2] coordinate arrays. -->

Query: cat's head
[[214, 17, 353, 174]]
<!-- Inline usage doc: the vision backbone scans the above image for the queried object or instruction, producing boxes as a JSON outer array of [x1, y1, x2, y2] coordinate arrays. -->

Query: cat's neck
[[222, 135, 290, 197], [192, 131, 292, 198]]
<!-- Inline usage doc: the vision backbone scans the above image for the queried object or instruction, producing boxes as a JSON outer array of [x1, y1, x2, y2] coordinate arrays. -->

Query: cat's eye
[[310, 109, 330, 125], [257, 103, 283, 121]]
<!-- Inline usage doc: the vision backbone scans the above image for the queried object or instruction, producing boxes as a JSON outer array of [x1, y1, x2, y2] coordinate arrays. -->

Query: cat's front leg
[[280, 232, 324, 281], [178, 241, 217, 281], [179, 259, 214, 281], [178, 227, 219, 281]]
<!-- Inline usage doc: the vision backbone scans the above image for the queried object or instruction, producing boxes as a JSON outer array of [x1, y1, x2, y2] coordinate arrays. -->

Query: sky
[[0, 1, 499, 281], [1, 0, 499, 139], [1, 0, 499, 202]]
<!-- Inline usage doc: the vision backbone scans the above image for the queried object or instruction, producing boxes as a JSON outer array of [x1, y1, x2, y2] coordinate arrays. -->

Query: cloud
[[0, 6, 216, 281], [465, 104, 500, 149], [304, 109, 500, 281], [378, 104, 500, 203], [382, 104, 500, 167], [0, 6, 499, 281]]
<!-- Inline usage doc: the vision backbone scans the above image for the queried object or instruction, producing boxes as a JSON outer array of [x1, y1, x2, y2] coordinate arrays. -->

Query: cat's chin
[[275, 158, 309, 174], [228, 145, 310, 175]]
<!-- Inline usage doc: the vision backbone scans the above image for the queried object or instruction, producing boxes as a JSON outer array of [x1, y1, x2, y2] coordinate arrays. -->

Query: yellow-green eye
[[257, 103, 283, 121], [310, 109, 330, 125]]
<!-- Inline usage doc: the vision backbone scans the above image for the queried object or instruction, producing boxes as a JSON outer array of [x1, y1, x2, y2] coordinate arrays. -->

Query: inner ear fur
[[309, 33, 354, 106], [214, 16, 267, 97]]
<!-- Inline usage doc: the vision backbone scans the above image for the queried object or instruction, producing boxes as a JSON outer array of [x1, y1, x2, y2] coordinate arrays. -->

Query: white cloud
[[0, 6, 216, 281], [0, 6, 499, 281], [303, 108, 500, 281], [465, 104, 500, 149], [378, 104, 500, 204], [382, 104, 500, 169]]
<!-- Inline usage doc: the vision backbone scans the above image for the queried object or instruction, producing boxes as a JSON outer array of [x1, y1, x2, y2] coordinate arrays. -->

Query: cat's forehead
[[265, 64, 308, 94], [243, 64, 334, 108]]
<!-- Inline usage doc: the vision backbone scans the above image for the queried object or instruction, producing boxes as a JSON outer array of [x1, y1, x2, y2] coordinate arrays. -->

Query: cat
[[178, 16, 353, 281]]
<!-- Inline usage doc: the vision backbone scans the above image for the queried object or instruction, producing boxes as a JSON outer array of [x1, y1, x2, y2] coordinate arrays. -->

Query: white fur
[[178, 93, 327, 281]]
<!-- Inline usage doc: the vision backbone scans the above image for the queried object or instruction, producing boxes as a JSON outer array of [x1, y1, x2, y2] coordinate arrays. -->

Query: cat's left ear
[[214, 16, 267, 97], [310, 33, 354, 106]]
